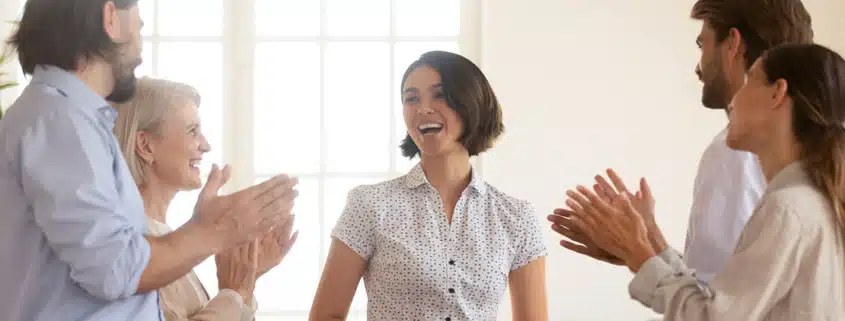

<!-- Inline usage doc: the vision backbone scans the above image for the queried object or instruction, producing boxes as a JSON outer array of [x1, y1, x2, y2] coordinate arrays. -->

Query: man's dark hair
[[399, 51, 504, 158], [7, 0, 140, 74], [691, 0, 814, 69]]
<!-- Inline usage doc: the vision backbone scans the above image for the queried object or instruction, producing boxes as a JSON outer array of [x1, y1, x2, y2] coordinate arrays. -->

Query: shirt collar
[[403, 162, 488, 195], [30, 64, 112, 112], [767, 161, 808, 192]]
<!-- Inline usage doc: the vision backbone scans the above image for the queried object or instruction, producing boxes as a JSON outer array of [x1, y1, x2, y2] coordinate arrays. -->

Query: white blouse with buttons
[[332, 164, 548, 321]]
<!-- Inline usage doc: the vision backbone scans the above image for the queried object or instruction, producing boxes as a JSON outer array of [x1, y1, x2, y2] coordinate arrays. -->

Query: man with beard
[[680, 0, 814, 283], [550, 0, 814, 284], [0, 1, 298, 320]]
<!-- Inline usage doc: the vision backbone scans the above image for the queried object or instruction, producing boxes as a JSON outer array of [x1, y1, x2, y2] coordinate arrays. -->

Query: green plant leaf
[[0, 82, 17, 90]]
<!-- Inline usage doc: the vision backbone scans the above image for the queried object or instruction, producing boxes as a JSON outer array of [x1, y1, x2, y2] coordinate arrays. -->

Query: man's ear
[[102, 1, 122, 42], [726, 27, 746, 62]]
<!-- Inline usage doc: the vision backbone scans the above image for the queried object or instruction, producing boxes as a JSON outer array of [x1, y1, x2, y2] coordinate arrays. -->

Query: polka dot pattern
[[332, 164, 547, 321]]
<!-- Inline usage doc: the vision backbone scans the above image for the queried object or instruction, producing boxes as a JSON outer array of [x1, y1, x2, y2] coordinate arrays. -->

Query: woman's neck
[[755, 135, 803, 182], [419, 150, 472, 198], [138, 180, 178, 224]]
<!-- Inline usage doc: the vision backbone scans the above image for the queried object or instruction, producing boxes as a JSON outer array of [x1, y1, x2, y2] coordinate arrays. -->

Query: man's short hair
[[7, 0, 140, 74]]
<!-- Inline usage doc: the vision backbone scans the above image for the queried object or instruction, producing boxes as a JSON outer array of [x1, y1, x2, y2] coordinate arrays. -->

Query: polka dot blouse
[[332, 163, 548, 321]]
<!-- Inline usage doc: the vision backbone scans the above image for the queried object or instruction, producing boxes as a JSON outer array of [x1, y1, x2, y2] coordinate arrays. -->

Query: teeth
[[418, 123, 443, 131], [190, 160, 201, 167]]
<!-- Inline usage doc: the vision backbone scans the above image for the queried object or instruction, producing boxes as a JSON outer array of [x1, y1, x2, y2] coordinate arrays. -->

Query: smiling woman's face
[[402, 65, 466, 157], [143, 101, 211, 190]]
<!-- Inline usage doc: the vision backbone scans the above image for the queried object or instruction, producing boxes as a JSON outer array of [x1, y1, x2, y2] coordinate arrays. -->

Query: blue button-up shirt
[[0, 65, 162, 321]]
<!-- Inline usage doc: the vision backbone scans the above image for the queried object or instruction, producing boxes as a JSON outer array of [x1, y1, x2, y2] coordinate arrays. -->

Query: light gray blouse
[[630, 161, 845, 320]]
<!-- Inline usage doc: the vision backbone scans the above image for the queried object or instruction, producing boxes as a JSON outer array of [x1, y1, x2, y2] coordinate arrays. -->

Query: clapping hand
[[549, 169, 664, 271], [190, 164, 298, 251], [216, 241, 258, 304], [256, 215, 299, 278]]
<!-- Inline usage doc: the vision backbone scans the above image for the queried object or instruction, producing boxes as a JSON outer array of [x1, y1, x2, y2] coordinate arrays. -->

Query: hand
[[189, 164, 298, 251], [256, 215, 299, 278], [548, 209, 625, 266], [215, 240, 258, 304], [592, 169, 667, 253], [565, 185, 656, 272], [592, 169, 655, 223]]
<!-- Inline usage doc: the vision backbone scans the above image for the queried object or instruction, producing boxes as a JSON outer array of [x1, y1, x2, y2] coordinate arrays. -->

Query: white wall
[[478, 0, 845, 320], [0, 0, 19, 112]]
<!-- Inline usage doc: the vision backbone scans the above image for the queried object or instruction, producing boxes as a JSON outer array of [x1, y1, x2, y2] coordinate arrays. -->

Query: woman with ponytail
[[556, 42, 845, 320]]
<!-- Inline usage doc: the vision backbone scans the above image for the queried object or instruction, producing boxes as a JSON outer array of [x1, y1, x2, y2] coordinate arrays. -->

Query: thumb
[[199, 164, 230, 201]]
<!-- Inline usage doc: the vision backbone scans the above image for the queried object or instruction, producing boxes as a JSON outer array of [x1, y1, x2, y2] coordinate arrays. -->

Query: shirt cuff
[[658, 247, 685, 271], [242, 297, 258, 321], [628, 255, 675, 308], [217, 288, 246, 307]]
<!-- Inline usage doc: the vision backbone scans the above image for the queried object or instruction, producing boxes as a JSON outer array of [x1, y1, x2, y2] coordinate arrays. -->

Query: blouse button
[[448, 288, 455, 293], [449, 260, 455, 265], [445, 318, 451, 321]]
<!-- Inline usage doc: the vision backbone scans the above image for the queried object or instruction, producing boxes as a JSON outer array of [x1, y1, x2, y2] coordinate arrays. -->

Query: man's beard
[[700, 55, 730, 110], [105, 49, 140, 103]]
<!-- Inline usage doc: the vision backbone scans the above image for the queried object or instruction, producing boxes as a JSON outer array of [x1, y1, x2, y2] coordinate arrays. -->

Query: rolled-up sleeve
[[628, 200, 806, 321], [19, 108, 150, 301]]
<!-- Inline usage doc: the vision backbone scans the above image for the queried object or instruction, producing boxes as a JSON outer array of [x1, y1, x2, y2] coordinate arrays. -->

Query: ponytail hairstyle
[[762, 43, 845, 236]]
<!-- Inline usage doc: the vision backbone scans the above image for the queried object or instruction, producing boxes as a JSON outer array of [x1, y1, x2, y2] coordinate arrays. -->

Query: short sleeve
[[511, 201, 548, 271], [331, 186, 377, 260]]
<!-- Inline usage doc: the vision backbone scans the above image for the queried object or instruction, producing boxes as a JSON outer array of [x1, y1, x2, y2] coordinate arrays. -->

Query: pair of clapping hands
[[547, 169, 668, 272], [189, 164, 300, 302]]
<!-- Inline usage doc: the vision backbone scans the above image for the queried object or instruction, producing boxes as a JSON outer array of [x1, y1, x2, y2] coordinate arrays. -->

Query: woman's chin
[[182, 176, 203, 191]]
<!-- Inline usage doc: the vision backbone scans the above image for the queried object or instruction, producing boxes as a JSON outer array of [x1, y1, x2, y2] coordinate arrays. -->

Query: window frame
[[2, 0, 483, 317]]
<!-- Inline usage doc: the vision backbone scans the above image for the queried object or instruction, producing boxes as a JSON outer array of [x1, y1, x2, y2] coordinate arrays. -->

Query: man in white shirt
[[550, 0, 814, 284], [681, 0, 813, 283], [683, 130, 764, 282]]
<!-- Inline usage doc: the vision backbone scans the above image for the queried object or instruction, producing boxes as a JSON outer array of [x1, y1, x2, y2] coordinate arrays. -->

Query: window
[[6, 0, 479, 318], [146, 0, 479, 319]]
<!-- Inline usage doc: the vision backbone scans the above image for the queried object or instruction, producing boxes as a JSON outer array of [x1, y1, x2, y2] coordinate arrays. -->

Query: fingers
[[549, 220, 590, 245], [220, 164, 232, 186], [254, 178, 298, 219], [198, 164, 225, 201], [240, 174, 293, 202], [594, 175, 617, 200], [574, 185, 616, 216], [281, 231, 298, 257], [272, 215, 295, 245], [288, 231, 299, 247], [565, 189, 592, 212], [640, 177, 654, 201], [620, 193, 642, 218], [559, 240, 624, 265], [552, 208, 574, 217], [606, 168, 630, 195]]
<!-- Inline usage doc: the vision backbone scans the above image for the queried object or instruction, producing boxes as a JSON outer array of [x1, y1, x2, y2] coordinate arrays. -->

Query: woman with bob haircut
[[309, 51, 549, 321]]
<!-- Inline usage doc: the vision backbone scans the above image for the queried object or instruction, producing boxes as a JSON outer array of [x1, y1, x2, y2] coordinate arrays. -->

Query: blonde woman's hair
[[112, 77, 201, 186]]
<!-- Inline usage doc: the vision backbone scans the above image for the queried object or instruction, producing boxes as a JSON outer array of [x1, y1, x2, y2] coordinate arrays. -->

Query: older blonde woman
[[112, 77, 298, 321]]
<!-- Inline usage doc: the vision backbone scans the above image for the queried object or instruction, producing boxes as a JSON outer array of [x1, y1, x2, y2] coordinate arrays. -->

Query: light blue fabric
[[0, 65, 162, 321]]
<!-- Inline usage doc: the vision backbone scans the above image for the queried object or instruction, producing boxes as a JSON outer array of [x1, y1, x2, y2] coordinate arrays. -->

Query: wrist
[[235, 288, 253, 305], [646, 223, 669, 253], [626, 240, 657, 273], [179, 220, 224, 254]]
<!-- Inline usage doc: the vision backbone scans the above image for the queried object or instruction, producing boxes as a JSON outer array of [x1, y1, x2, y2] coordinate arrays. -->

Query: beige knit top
[[147, 218, 257, 321]]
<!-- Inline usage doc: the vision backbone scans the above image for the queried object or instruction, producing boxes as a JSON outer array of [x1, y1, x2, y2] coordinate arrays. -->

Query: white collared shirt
[[332, 164, 547, 321], [683, 128, 766, 282]]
